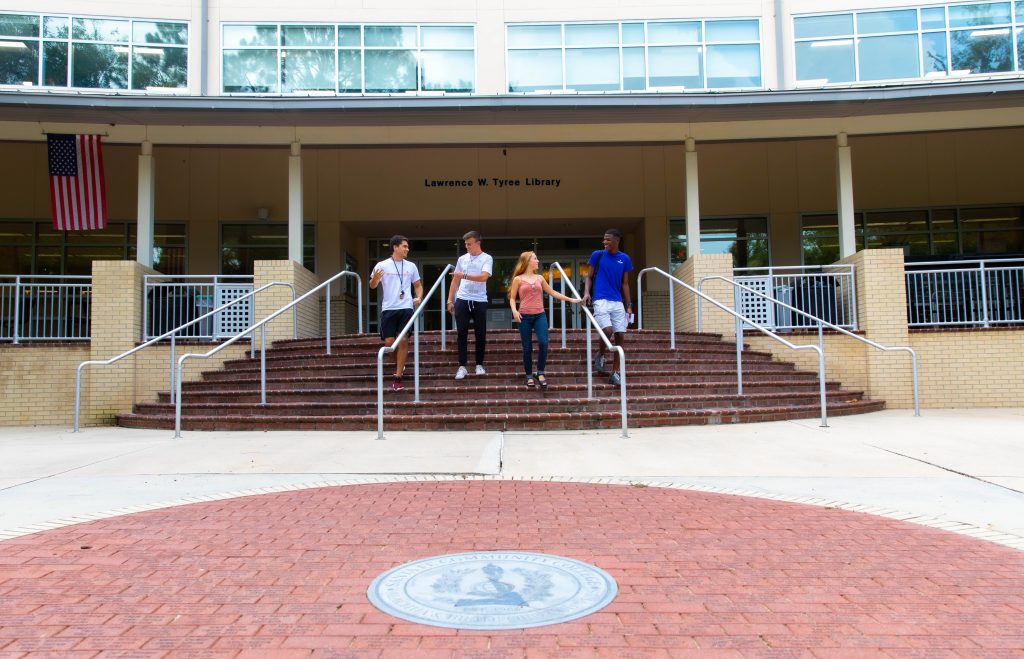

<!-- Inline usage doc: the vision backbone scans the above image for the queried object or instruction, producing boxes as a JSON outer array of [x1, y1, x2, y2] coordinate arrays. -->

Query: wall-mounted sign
[[424, 177, 562, 189]]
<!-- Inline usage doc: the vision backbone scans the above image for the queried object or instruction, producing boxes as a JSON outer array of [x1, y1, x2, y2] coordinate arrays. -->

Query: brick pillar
[[837, 248, 915, 408], [84, 260, 156, 425], [673, 253, 735, 337], [253, 260, 320, 344]]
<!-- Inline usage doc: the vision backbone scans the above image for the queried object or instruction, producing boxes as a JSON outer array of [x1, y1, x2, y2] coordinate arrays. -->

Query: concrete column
[[288, 142, 304, 265], [837, 133, 857, 258], [685, 138, 701, 258], [136, 141, 155, 269]]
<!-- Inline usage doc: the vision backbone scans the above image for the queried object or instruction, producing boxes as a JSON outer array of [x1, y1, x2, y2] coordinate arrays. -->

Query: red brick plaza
[[1, 480, 1023, 657]]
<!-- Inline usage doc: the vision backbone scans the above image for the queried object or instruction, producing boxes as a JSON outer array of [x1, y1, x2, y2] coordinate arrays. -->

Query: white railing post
[[143, 274, 150, 344], [377, 347, 386, 439], [668, 277, 675, 350], [637, 270, 645, 331], [326, 280, 332, 355], [169, 334, 176, 404], [260, 326, 267, 405], [735, 315, 743, 395], [560, 271, 567, 349], [12, 275, 20, 344], [979, 261, 990, 328], [414, 314, 421, 403]]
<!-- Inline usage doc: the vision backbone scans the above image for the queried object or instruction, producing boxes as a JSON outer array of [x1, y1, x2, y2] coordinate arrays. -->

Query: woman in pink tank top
[[508, 251, 581, 389]]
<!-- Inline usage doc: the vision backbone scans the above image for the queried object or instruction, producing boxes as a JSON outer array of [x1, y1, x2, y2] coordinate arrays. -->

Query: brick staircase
[[116, 329, 884, 431]]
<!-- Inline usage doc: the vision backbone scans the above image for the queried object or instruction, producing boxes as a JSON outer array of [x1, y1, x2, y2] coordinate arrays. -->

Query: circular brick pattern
[[1, 480, 1023, 655]]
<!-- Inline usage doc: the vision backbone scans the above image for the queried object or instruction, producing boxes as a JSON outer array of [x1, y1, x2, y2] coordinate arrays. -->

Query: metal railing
[[732, 265, 857, 331], [551, 261, 628, 438], [377, 265, 451, 439], [1, 275, 92, 343], [144, 275, 254, 340], [905, 258, 1024, 327], [699, 275, 920, 417], [174, 270, 362, 437], [638, 266, 831, 426], [74, 281, 296, 432]]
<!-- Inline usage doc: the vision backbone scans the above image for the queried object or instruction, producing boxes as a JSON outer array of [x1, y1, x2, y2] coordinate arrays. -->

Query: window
[[221, 223, 315, 274], [508, 19, 761, 93], [794, 1, 1024, 85], [801, 205, 1024, 264], [669, 217, 769, 270], [222, 23, 474, 94], [0, 220, 186, 274], [0, 13, 187, 90]]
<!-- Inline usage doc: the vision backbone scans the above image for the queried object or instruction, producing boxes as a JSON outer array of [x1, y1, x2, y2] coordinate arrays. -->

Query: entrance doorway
[[367, 235, 601, 332]]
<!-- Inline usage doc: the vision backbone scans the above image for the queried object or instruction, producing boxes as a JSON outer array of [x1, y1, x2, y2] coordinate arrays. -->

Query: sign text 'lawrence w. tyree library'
[[424, 177, 562, 189]]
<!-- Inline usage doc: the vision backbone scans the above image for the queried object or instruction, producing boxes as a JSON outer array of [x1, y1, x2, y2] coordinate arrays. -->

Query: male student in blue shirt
[[581, 229, 633, 386]]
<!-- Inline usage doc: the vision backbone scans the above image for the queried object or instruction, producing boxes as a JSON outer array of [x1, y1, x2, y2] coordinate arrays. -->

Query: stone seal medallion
[[367, 551, 618, 630]]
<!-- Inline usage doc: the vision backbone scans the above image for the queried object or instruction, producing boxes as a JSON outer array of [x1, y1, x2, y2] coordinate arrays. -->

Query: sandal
[[526, 376, 536, 388], [537, 374, 548, 389]]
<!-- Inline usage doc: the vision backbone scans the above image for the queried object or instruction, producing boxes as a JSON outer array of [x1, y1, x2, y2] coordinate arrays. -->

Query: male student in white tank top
[[446, 230, 493, 380]]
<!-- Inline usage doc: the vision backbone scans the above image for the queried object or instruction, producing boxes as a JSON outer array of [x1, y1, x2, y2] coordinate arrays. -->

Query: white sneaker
[[475, 365, 486, 375], [455, 366, 468, 380]]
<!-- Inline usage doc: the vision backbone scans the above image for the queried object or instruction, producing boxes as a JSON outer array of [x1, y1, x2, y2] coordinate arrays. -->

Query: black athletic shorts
[[379, 308, 414, 341]]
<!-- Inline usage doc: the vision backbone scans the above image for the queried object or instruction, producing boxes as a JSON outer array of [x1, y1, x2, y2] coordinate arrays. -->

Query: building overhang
[[2, 78, 1024, 146]]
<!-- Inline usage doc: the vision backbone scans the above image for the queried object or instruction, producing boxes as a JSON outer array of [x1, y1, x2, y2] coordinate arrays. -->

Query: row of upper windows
[[1, 2, 1023, 94]]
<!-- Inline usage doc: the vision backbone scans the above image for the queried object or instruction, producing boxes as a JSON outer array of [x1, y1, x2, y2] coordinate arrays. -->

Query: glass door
[[546, 256, 591, 330]]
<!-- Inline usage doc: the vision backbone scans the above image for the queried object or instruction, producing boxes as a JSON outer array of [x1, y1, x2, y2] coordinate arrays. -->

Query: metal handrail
[[637, 266, 831, 427], [551, 261, 629, 438], [377, 265, 451, 440], [698, 275, 920, 417], [73, 281, 295, 432], [174, 270, 363, 438]]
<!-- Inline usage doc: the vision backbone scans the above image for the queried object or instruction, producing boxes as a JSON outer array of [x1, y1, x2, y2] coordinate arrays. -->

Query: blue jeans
[[518, 313, 549, 376]]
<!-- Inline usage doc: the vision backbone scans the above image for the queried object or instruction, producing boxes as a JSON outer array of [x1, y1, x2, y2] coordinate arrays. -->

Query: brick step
[[159, 379, 844, 404], [274, 328, 723, 347], [189, 367, 811, 390], [135, 390, 867, 418], [258, 339, 737, 360], [180, 371, 829, 393], [222, 344, 775, 366], [205, 357, 795, 380], [116, 399, 886, 431]]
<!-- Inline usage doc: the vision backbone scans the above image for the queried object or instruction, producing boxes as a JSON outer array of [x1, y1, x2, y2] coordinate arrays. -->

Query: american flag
[[47, 134, 107, 231]]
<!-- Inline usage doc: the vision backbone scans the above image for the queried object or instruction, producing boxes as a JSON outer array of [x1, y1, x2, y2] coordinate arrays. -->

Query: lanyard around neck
[[391, 258, 405, 292]]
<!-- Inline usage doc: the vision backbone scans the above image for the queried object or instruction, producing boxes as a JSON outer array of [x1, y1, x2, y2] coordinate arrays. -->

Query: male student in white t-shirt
[[446, 230, 493, 380], [370, 235, 423, 391]]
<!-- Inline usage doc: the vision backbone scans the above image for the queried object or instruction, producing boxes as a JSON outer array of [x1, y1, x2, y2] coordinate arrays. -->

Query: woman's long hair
[[508, 251, 536, 302]]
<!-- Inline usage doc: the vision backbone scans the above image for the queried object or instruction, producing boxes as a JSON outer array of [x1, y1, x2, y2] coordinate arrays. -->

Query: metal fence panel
[[145, 275, 254, 340], [0, 276, 92, 342], [905, 259, 1024, 327], [735, 265, 856, 330]]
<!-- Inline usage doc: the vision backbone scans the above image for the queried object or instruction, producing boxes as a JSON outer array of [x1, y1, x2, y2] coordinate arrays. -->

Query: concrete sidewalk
[[1, 408, 1022, 539]]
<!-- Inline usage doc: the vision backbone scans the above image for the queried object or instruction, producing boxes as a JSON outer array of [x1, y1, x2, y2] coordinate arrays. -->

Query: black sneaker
[[607, 372, 621, 386], [594, 351, 607, 375]]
